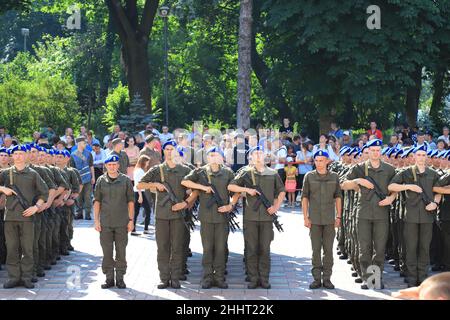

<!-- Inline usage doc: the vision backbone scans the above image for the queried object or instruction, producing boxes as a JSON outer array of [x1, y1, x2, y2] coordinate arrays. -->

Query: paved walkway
[[0, 207, 411, 300]]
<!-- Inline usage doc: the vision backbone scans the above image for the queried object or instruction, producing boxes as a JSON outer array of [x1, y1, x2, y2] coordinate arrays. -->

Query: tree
[[118, 93, 160, 132], [236, 0, 252, 130], [105, 0, 160, 112]]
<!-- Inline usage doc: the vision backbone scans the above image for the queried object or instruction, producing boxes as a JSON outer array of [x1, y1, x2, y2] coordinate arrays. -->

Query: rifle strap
[[9, 166, 13, 186], [250, 168, 256, 186], [159, 164, 165, 183], [205, 165, 212, 184], [364, 160, 369, 177], [411, 165, 417, 183]]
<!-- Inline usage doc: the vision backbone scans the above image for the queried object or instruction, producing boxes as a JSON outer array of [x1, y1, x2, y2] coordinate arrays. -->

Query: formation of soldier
[[1, 135, 449, 292], [331, 140, 450, 289], [0, 144, 81, 289]]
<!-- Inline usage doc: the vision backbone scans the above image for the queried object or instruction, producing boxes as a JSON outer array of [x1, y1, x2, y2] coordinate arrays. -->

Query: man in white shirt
[[91, 142, 108, 183], [60, 127, 73, 143], [272, 138, 288, 180], [438, 126, 450, 145], [158, 126, 174, 145]]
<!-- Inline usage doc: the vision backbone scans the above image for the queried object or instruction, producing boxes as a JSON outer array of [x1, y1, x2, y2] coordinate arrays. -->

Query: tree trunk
[[236, 0, 252, 130], [429, 67, 446, 128], [122, 39, 152, 111], [405, 66, 422, 128], [105, 0, 159, 113]]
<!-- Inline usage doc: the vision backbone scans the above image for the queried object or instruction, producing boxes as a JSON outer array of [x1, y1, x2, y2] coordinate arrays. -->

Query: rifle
[[7, 167, 31, 211], [409, 166, 434, 208], [356, 163, 387, 201], [198, 169, 241, 233], [242, 172, 284, 232], [157, 165, 192, 232]]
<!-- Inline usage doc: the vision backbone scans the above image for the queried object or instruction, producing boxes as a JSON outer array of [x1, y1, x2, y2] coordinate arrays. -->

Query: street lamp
[[158, 5, 170, 127], [21, 28, 29, 51]]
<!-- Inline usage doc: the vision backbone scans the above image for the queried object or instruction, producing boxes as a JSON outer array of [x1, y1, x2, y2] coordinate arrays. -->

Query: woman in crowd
[[131, 155, 152, 235], [125, 136, 140, 182]]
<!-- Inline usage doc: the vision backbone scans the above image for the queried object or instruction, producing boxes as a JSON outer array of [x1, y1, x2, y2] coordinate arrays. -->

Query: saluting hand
[[23, 205, 38, 217]]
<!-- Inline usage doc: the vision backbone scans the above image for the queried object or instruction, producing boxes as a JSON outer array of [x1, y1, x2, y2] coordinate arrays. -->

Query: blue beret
[[427, 149, 439, 158], [381, 147, 390, 155], [366, 139, 383, 148], [361, 144, 368, 152], [313, 150, 329, 159], [247, 145, 264, 158], [443, 150, 450, 159], [348, 147, 360, 156], [28, 143, 39, 150], [354, 150, 362, 158], [339, 146, 351, 156], [46, 149, 55, 155], [36, 146, 46, 153], [63, 150, 71, 158], [162, 140, 177, 150], [387, 148, 399, 158], [413, 145, 427, 153], [9, 145, 27, 154], [401, 148, 415, 158], [394, 149, 404, 159], [436, 150, 446, 159], [53, 150, 64, 156], [24, 144, 32, 152], [0, 147, 7, 154], [104, 155, 119, 164], [206, 146, 224, 157]]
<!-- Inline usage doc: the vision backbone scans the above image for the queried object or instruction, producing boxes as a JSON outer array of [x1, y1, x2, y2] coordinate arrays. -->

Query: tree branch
[[109, 0, 135, 39], [139, 0, 159, 38]]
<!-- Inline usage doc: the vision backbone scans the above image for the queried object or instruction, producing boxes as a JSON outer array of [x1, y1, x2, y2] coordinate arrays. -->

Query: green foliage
[[102, 82, 130, 131], [0, 53, 79, 139]]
